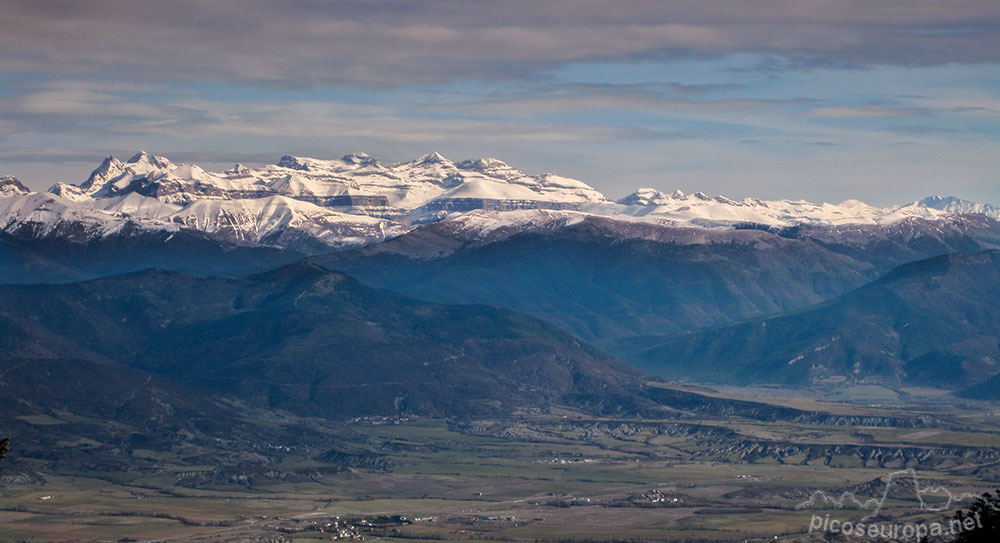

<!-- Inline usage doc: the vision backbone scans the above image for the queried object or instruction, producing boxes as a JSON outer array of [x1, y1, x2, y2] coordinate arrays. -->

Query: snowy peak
[[392, 152, 460, 186], [53, 153, 1000, 230], [616, 190, 1000, 226], [276, 155, 315, 171], [617, 188, 673, 206], [48, 182, 91, 202], [6, 149, 595, 252], [14, 150, 1000, 255], [169, 195, 407, 251], [915, 195, 1000, 219], [126, 150, 173, 170], [80, 155, 126, 192], [61, 150, 608, 212], [918, 195, 956, 208], [276, 153, 381, 174], [0, 176, 30, 197], [606, 188, 974, 227], [0, 190, 175, 240], [73, 151, 184, 200], [456, 158, 523, 180], [618, 188, 735, 207], [340, 152, 379, 167], [0, 186, 403, 253], [436, 178, 547, 201], [415, 151, 450, 166]]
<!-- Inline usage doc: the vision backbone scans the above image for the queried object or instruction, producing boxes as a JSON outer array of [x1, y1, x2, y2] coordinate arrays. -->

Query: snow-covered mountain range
[[2, 151, 997, 253]]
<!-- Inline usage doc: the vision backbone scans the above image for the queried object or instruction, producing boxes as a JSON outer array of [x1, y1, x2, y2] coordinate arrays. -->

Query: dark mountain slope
[[314, 216, 1000, 344], [1, 357, 246, 462], [0, 263, 647, 417], [0, 356, 403, 480], [615, 251, 1000, 387], [0, 228, 304, 284], [958, 372, 1000, 400]]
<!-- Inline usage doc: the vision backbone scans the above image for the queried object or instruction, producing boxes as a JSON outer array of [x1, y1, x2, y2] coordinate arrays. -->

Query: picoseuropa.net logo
[[806, 513, 983, 540], [795, 468, 989, 540]]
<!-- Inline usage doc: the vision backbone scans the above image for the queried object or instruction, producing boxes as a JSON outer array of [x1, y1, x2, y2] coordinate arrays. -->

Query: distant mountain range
[[3, 152, 1000, 394], [614, 250, 1000, 388], [2, 151, 997, 257]]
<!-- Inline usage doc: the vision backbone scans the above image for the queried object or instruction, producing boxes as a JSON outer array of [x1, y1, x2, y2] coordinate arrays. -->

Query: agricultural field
[[2, 383, 998, 542]]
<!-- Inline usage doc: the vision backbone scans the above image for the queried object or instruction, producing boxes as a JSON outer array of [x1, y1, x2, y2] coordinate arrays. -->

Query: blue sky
[[1, 1, 998, 205]]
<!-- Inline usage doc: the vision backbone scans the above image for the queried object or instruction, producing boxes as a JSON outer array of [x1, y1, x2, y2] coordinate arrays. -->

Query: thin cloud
[[807, 106, 931, 119], [0, 90, 662, 146], [664, 82, 747, 96], [885, 125, 962, 135], [801, 140, 842, 147], [3, 1, 999, 87], [428, 84, 820, 116]]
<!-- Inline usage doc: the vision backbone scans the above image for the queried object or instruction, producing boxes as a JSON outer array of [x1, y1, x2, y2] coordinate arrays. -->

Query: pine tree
[[953, 490, 1000, 543], [0, 437, 8, 460]]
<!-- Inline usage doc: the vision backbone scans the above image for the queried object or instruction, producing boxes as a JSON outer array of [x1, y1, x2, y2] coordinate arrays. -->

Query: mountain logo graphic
[[796, 469, 982, 521]]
